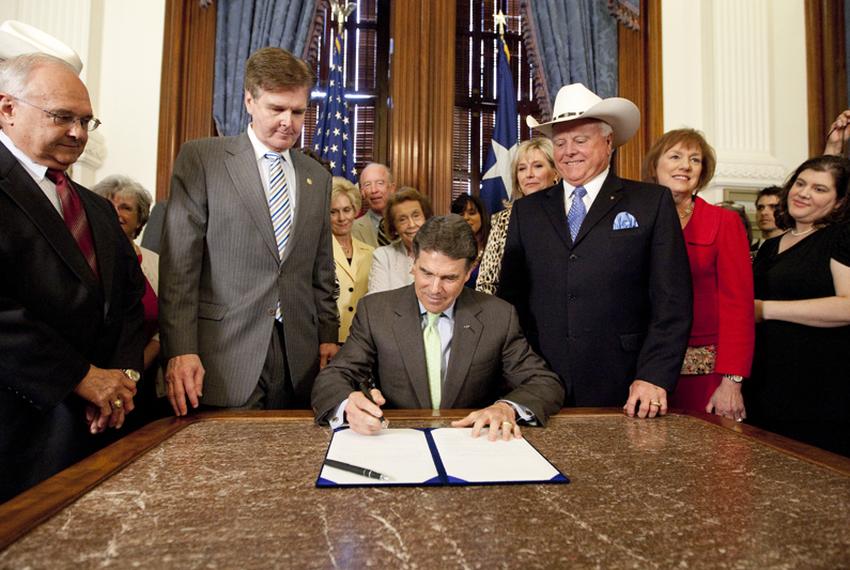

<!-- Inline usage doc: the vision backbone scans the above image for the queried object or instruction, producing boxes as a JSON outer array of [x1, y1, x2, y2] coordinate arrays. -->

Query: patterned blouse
[[475, 205, 512, 295]]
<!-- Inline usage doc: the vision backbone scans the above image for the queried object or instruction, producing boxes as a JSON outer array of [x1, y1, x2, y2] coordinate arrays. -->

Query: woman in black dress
[[745, 155, 850, 456]]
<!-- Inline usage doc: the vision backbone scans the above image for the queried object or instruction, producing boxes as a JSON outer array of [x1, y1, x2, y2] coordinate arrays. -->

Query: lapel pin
[[307, 178, 313, 185], [463, 324, 471, 329], [609, 196, 614, 200]]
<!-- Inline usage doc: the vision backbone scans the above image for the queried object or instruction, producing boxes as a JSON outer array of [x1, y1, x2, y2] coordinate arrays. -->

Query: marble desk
[[1, 410, 849, 569]]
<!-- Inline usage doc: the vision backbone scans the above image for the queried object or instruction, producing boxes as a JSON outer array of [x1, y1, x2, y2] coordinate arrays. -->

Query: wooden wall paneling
[[805, 0, 847, 157], [155, 0, 217, 201], [616, 0, 663, 180], [388, 0, 456, 214]]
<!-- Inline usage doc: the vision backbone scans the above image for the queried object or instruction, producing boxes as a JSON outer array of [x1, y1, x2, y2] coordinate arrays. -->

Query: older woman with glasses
[[92, 175, 164, 426], [367, 187, 433, 294]]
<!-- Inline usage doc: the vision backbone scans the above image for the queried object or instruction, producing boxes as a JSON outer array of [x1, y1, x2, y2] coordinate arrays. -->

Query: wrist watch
[[723, 374, 744, 384], [122, 369, 141, 383]]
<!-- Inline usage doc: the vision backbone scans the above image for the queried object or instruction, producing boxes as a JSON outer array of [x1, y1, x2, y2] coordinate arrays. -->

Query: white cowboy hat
[[526, 83, 640, 147], [0, 20, 83, 73]]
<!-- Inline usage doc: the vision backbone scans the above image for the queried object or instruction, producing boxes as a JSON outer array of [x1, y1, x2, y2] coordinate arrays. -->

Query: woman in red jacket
[[643, 129, 754, 421]]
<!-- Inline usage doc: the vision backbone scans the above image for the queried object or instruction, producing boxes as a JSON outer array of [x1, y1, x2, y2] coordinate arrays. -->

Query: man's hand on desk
[[451, 401, 522, 441], [166, 354, 205, 416], [345, 389, 387, 435], [623, 379, 667, 419]]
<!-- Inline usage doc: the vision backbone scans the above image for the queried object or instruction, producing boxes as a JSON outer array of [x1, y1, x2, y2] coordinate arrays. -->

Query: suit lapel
[[573, 172, 623, 247], [282, 150, 316, 265], [442, 289, 483, 408], [391, 287, 430, 408], [78, 186, 115, 297], [224, 134, 279, 260], [541, 183, 572, 250], [0, 146, 101, 293], [332, 236, 356, 282]]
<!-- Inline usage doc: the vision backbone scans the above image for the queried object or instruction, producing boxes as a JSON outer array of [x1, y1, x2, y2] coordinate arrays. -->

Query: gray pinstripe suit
[[159, 134, 338, 408]]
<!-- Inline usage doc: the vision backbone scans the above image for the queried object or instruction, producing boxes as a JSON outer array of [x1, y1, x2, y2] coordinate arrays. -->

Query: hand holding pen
[[344, 383, 389, 435]]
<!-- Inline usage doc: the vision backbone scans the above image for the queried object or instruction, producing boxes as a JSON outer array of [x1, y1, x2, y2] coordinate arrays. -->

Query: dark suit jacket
[[311, 285, 564, 424], [0, 144, 145, 502], [499, 173, 692, 407], [160, 134, 338, 408]]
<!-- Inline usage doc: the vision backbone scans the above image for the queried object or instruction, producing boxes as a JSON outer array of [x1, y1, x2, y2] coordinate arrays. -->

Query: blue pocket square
[[613, 211, 639, 230]]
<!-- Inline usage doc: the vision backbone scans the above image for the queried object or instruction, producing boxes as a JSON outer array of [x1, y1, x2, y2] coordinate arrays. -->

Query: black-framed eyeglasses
[[14, 97, 101, 132]]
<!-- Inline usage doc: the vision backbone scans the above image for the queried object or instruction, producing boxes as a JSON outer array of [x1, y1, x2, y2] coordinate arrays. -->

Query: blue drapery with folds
[[213, 0, 318, 136], [522, 0, 622, 118]]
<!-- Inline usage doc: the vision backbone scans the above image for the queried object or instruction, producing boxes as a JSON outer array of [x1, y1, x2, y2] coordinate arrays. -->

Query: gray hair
[[0, 53, 79, 98], [331, 176, 361, 212], [412, 214, 477, 267], [91, 175, 153, 237], [359, 162, 394, 185]]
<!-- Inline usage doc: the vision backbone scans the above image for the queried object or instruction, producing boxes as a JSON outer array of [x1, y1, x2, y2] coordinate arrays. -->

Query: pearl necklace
[[790, 227, 816, 237]]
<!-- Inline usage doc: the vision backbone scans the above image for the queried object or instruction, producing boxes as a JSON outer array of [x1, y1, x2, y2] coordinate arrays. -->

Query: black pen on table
[[324, 458, 393, 481], [359, 381, 389, 429]]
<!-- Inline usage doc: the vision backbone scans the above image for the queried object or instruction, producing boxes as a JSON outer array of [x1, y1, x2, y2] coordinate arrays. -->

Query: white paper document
[[317, 427, 568, 487]]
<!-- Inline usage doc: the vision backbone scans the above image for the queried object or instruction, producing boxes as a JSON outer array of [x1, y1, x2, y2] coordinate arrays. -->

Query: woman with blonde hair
[[329, 177, 374, 342], [476, 138, 559, 295]]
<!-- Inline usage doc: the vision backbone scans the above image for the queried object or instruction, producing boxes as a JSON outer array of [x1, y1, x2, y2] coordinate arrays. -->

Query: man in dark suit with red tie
[[0, 53, 145, 502], [499, 83, 692, 419]]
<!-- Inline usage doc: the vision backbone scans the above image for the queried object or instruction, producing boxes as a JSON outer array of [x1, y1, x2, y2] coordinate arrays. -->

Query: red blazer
[[683, 198, 754, 376]]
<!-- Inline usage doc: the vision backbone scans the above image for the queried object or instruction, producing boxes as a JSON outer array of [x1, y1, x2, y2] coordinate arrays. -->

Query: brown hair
[[244, 47, 315, 97], [413, 215, 478, 267], [383, 187, 433, 240], [775, 155, 850, 229], [643, 128, 717, 193]]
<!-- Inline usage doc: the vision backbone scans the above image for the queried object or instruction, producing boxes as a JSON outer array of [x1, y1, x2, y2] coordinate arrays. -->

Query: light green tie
[[423, 312, 442, 410]]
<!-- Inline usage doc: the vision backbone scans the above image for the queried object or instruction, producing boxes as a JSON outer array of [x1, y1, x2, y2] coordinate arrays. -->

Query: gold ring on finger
[[649, 401, 662, 407], [112, 398, 123, 409], [501, 421, 513, 429]]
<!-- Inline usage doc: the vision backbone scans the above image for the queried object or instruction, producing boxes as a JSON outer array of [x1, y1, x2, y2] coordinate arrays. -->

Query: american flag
[[312, 35, 356, 182]]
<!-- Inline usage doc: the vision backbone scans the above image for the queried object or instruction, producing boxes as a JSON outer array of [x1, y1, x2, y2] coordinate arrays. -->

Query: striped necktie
[[265, 153, 293, 320], [47, 169, 99, 278], [423, 312, 442, 410], [567, 185, 588, 241]]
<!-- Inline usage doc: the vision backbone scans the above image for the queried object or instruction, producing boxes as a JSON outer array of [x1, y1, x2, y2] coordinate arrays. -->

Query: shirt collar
[[0, 130, 49, 181], [563, 166, 610, 203], [418, 299, 456, 320], [247, 124, 292, 164]]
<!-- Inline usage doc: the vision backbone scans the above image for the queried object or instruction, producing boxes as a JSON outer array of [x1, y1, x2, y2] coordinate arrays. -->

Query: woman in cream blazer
[[330, 177, 374, 342]]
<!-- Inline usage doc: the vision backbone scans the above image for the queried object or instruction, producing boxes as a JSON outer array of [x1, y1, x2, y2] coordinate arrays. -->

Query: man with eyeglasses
[[352, 162, 397, 247], [0, 53, 146, 502]]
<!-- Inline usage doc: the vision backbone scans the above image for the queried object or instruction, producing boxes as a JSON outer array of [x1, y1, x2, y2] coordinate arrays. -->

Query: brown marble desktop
[[1, 412, 849, 569]]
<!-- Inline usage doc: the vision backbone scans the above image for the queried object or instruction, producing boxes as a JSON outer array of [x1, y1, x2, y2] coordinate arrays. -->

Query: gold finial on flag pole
[[330, 1, 356, 37], [494, 9, 507, 39]]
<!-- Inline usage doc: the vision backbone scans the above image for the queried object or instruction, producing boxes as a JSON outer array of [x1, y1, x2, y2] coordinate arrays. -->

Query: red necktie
[[46, 169, 99, 278]]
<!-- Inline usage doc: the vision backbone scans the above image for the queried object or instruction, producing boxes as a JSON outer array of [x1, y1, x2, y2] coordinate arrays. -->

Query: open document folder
[[317, 427, 569, 487]]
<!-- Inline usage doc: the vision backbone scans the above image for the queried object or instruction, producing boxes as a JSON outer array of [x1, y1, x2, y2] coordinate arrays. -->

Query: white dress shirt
[[562, 167, 610, 217], [247, 124, 298, 215], [0, 130, 63, 217]]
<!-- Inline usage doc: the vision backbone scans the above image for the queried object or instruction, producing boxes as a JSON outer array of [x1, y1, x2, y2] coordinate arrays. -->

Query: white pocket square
[[613, 211, 639, 230]]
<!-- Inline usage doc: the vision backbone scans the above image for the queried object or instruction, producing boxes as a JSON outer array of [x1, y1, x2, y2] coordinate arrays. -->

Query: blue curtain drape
[[523, 0, 620, 118], [213, 0, 318, 136]]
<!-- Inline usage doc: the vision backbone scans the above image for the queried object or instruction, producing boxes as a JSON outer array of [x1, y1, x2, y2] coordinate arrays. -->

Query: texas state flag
[[479, 38, 518, 215]]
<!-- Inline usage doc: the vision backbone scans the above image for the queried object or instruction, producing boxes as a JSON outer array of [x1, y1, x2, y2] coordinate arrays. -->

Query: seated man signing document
[[311, 215, 564, 440]]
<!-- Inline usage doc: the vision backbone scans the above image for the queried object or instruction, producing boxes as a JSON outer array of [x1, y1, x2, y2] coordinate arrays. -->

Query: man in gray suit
[[351, 162, 396, 247], [312, 215, 564, 440], [160, 47, 339, 415]]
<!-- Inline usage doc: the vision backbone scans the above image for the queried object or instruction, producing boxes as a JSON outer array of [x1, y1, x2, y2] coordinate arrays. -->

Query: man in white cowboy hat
[[498, 83, 692, 419]]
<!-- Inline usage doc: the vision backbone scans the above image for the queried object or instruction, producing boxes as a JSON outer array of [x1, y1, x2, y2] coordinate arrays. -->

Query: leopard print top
[[475, 206, 512, 295]]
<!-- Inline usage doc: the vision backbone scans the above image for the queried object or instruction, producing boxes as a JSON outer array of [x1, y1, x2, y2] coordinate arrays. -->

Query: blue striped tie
[[265, 153, 292, 320]]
